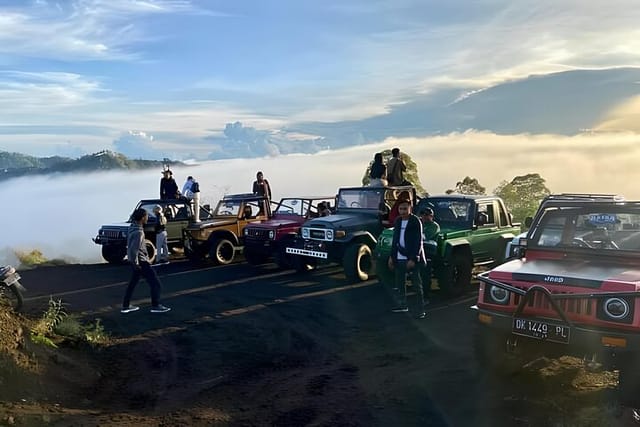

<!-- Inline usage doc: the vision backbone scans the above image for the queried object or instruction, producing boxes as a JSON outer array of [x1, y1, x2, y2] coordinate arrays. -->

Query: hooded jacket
[[127, 222, 149, 265]]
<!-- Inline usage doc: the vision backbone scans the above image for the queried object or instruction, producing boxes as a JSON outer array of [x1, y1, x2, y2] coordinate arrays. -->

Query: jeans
[[156, 230, 169, 262], [393, 259, 424, 311], [419, 258, 433, 299], [123, 261, 162, 307]]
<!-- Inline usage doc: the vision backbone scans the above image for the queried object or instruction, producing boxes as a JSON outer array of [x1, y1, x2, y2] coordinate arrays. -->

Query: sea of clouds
[[2, 131, 639, 265]]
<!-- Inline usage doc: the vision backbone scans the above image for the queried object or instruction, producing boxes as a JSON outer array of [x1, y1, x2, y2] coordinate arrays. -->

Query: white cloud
[[2, 129, 640, 265]]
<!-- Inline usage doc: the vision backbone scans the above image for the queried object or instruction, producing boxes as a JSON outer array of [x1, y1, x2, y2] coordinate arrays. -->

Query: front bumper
[[473, 305, 640, 355], [285, 239, 335, 261]]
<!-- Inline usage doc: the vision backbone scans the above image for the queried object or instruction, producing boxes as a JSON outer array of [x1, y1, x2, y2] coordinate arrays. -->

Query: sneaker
[[391, 306, 409, 313], [121, 305, 140, 314], [150, 304, 171, 313]]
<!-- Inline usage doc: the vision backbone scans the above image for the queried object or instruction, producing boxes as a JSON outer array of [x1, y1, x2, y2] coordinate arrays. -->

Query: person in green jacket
[[419, 206, 440, 304]]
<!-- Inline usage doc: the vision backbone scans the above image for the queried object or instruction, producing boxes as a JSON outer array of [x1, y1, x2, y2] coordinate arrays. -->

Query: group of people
[[369, 147, 408, 187], [387, 199, 440, 319]]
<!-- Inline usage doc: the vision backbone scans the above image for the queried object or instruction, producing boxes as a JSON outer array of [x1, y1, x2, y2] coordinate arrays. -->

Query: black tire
[[144, 239, 157, 264], [343, 243, 373, 282], [244, 247, 268, 266], [101, 245, 126, 264], [440, 251, 472, 297], [209, 238, 235, 265], [0, 284, 23, 312]]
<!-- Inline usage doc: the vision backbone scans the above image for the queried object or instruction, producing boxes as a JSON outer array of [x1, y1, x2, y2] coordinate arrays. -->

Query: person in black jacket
[[387, 199, 426, 318], [160, 169, 179, 200], [369, 152, 387, 186]]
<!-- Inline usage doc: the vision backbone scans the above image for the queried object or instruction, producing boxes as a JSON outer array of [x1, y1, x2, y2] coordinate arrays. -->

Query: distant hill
[[0, 150, 184, 181]]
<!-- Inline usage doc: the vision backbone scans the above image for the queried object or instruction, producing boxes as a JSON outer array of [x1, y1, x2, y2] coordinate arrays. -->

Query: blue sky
[[1, 0, 640, 160]]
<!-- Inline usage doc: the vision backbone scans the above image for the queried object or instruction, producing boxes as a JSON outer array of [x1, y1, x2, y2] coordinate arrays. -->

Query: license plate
[[285, 247, 328, 259], [512, 318, 570, 344]]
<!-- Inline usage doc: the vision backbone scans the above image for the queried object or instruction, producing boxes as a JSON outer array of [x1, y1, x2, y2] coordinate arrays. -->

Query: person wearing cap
[[160, 169, 179, 200], [121, 208, 171, 314], [153, 205, 169, 265], [387, 198, 426, 319], [419, 207, 440, 304]]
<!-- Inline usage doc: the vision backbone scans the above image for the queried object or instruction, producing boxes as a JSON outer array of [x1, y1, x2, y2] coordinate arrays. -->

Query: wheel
[[244, 247, 268, 265], [0, 284, 23, 312], [209, 238, 235, 265], [343, 243, 373, 282], [144, 239, 157, 264], [101, 245, 126, 264], [439, 251, 472, 296]]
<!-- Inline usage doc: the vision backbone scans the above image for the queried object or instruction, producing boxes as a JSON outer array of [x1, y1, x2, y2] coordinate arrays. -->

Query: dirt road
[[2, 260, 633, 426]]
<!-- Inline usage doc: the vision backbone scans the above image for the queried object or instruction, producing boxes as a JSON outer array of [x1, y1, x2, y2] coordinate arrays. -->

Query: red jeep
[[474, 194, 640, 404], [242, 196, 335, 268]]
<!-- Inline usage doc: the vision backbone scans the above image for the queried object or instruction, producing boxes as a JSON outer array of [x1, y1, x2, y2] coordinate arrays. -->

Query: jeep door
[[470, 200, 507, 264], [165, 202, 190, 244]]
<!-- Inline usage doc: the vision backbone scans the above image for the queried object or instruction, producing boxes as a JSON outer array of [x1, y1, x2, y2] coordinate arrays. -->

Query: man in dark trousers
[[121, 208, 171, 314], [387, 199, 426, 318]]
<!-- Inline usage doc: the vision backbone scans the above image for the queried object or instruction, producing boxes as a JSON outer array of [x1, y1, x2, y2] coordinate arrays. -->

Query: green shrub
[[15, 249, 48, 267]]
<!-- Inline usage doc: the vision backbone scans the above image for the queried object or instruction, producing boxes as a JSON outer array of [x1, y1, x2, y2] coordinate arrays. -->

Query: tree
[[494, 173, 551, 223], [361, 149, 427, 196], [446, 176, 486, 195]]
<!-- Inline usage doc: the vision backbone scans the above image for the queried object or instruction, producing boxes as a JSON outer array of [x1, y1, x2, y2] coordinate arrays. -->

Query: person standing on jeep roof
[[388, 199, 426, 319], [386, 148, 407, 186], [121, 208, 171, 314], [182, 176, 195, 200], [369, 152, 388, 186], [153, 205, 169, 265], [252, 171, 272, 200], [160, 169, 179, 200]]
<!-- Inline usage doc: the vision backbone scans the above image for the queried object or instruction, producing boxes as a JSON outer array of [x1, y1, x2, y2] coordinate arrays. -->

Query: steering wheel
[[350, 201, 361, 208]]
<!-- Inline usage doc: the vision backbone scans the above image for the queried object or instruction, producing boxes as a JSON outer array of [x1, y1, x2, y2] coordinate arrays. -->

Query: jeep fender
[[207, 230, 240, 248], [443, 240, 472, 262], [343, 231, 377, 248]]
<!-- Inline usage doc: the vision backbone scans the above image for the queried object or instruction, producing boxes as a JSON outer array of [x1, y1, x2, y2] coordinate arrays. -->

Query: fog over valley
[[1, 131, 639, 266]]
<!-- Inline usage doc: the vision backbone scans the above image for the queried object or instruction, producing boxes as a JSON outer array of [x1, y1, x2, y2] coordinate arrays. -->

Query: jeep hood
[[490, 258, 640, 291], [100, 222, 130, 229], [247, 218, 301, 229], [188, 219, 237, 229], [303, 214, 377, 229]]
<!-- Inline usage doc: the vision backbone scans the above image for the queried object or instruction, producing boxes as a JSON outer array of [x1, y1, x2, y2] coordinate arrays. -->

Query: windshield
[[275, 198, 310, 216], [337, 188, 384, 210], [530, 205, 640, 252], [425, 198, 474, 230]]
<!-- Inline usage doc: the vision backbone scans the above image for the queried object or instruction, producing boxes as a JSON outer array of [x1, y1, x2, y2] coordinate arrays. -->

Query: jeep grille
[[304, 227, 334, 242], [512, 286, 594, 316], [101, 229, 124, 239], [246, 228, 268, 239]]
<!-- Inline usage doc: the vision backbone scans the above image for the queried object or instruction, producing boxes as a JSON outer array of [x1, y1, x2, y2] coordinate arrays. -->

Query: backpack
[[191, 181, 200, 193]]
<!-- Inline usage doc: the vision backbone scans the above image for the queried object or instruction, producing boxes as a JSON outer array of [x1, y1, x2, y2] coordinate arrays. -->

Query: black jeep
[[285, 185, 415, 282]]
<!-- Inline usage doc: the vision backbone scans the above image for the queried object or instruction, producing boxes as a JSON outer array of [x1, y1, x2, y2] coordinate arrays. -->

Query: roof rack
[[544, 193, 625, 201]]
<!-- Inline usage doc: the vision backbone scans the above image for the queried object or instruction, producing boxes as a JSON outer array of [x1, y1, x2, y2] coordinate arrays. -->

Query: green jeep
[[285, 185, 416, 282], [375, 195, 520, 295]]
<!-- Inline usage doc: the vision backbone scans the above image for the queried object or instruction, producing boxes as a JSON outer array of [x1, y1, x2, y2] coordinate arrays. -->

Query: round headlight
[[604, 298, 629, 319], [490, 286, 509, 304], [268, 230, 275, 239], [326, 230, 334, 240], [301, 228, 309, 238]]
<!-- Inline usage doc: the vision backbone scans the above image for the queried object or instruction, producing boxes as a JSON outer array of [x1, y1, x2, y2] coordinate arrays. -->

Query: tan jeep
[[183, 193, 272, 265]]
